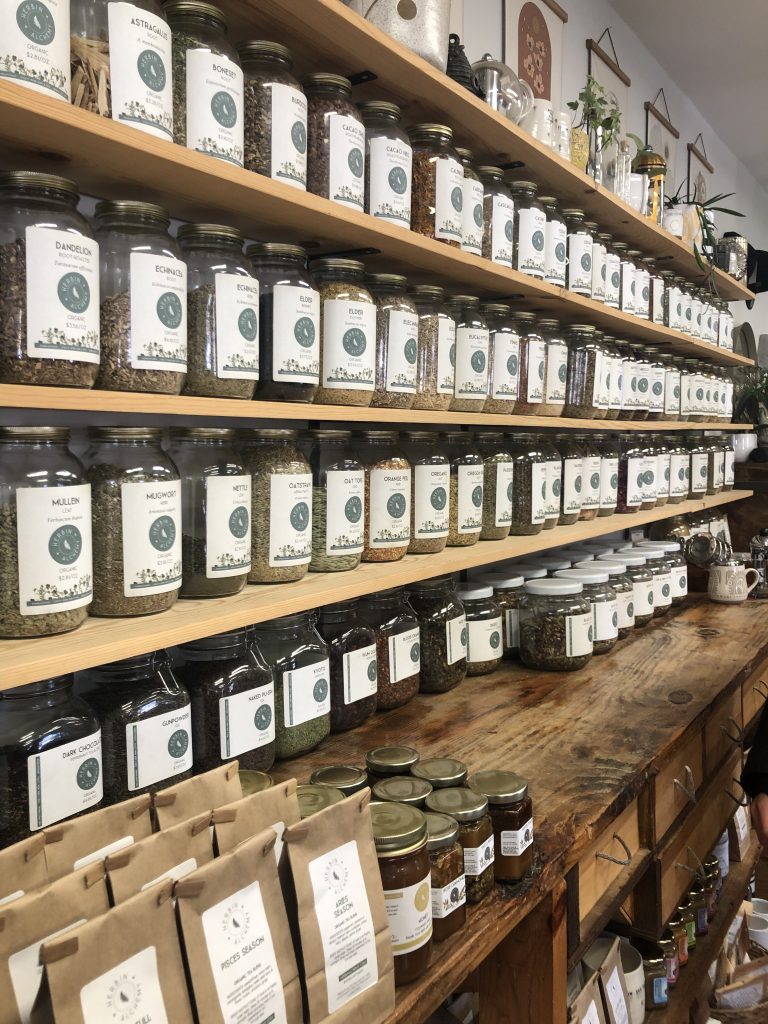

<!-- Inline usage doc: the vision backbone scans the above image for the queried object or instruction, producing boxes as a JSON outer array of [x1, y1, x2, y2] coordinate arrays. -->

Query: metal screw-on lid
[[425, 811, 460, 852], [88, 426, 162, 441], [372, 775, 433, 807], [246, 242, 307, 262], [176, 223, 243, 247], [310, 257, 366, 276], [561, 208, 585, 218], [410, 284, 445, 301], [309, 765, 369, 795], [0, 171, 79, 200], [164, 0, 227, 24], [239, 428, 299, 441], [95, 199, 170, 227], [365, 273, 408, 290], [0, 426, 70, 442], [358, 100, 402, 121], [301, 428, 352, 442], [354, 429, 399, 443], [446, 294, 480, 307], [468, 769, 528, 804], [425, 786, 488, 823], [370, 801, 428, 854], [169, 427, 234, 441], [304, 72, 352, 93], [296, 784, 345, 819], [477, 165, 504, 180], [408, 123, 454, 141], [238, 39, 293, 64], [509, 180, 538, 193], [365, 745, 419, 775], [240, 770, 274, 796], [412, 757, 469, 788]]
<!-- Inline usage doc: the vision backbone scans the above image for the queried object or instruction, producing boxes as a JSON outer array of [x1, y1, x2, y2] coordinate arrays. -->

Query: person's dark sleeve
[[742, 704, 768, 797]]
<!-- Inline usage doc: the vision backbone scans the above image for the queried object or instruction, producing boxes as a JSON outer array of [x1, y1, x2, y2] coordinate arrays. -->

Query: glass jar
[[359, 589, 420, 710], [475, 432, 514, 541], [615, 341, 634, 421], [666, 435, 690, 504], [653, 438, 671, 508], [669, 913, 689, 968], [563, 325, 603, 419], [665, 276, 684, 334], [0, 675, 101, 846], [81, 651, 191, 804], [563, 209, 593, 297], [455, 584, 503, 676], [555, 434, 583, 526], [408, 123, 463, 247], [0, 172, 99, 388], [594, 433, 619, 516], [539, 435, 562, 531], [85, 426, 181, 616], [602, 234, 620, 308], [644, 953, 669, 1009], [446, 295, 489, 412], [175, 629, 275, 774], [538, 318, 568, 417], [296, 784, 344, 818], [301, 429, 363, 573], [425, 812, 467, 943], [310, 765, 368, 796], [316, 601, 377, 733], [519, 578, 593, 671], [508, 434, 547, 536], [239, 40, 307, 186], [624, 548, 671, 616], [486, 576, 524, 658], [468, 770, 533, 882], [600, 552, 655, 626], [373, 776, 432, 809], [616, 435, 646, 514], [690, 882, 709, 936], [510, 181, 546, 278], [603, 338, 622, 421], [359, 100, 412, 228], [425, 787, 494, 903], [413, 757, 468, 789], [721, 435, 735, 490], [706, 434, 724, 493], [688, 435, 709, 498], [629, 343, 651, 421], [638, 541, 688, 605], [356, 430, 411, 562], [407, 577, 467, 693], [7, 0, 64, 103], [512, 312, 545, 416], [479, 166, 514, 267], [482, 303, 519, 414], [304, 73, 364, 209], [534, 194, 565, 288], [663, 357, 682, 422], [633, 252, 651, 320], [588, 222, 605, 303], [365, 745, 419, 783], [576, 559, 634, 638], [94, 200, 186, 394], [238, 429, 311, 583], [312, 257, 375, 407], [367, 274, 418, 409], [0, 428, 92, 639], [556, 568, 618, 655], [443, 431, 484, 546], [167, 428, 250, 598], [411, 285, 455, 411], [244, 243, 319, 402], [679, 898, 697, 951], [456, 148, 484, 256], [648, 260, 666, 325], [370, 802, 432, 985], [574, 434, 601, 522], [690, 290, 704, 342], [401, 432, 449, 555], [252, 612, 330, 759], [615, 242, 634, 316], [645, 349, 666, 421]]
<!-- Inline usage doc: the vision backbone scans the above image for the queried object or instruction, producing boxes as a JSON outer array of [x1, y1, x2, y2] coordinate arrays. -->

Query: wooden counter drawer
[[704, 688, 743, 776], [743, 657, 768, 733], [651, 730, 704, 844], [578, 800, 640, 924]]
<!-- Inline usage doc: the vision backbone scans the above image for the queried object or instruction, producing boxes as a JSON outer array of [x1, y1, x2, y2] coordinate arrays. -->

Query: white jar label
[[328, 113, 365, 208], [544, 340, 568, 404], [657, 453, 671, 498], [501, 819, 533, 856], [491, 330, 519, 400], [654, 572, 672, 608], [414, 463, 450, 538], [562, 458, 583, 516], [434, 156, 464, 242], [126, 704, 192, 790], [599, 457, 619, 510], [604, 252, 620, 306], [107, 2, 173, 139], [617, 590, 634, 628], [690, 453, 708, 493], [530, 462, 547, 524], [388, 627, 420, 684], [214, 273, 259, 379], [649, 366, 665, 411], [185, 48, 243, 165], [591, 348, 607, 409], [714, 452, 725, 490], [544, 217, 566, 286], [129, 251, 186, 370], [526, 337, 546, 403], [322, 298, 376, 391], [308, 841, 378, 1012], [490, 194, 515, 266], [504, 607, 520, 649], [609, 354, 623, 411], [567, 233, 592, 293], [80, 947, 169, 1024], [437, 316, 456, 394], [368, 135, 412, 226], [623, 361, 638, 410], [651, 276, 666, 323], [268, 473, 312, 566], [466, 615, 503, 665], [635, 270, 651, 318], [461, 177, 484, 255], [282, 659, 330, 727], [457, 464, 483, 533], [545, 460, 560, 520], [516, 207, 546, 277], [454, 326, 489, 399], [669, 453, 690, 497], [219, 682, 275, 759], [1, 0, 69, 100], [446, 615, 468, 665], [665, 370, 681, 415], [625, 456, 645, 507], [120, 480, 182, 597], [591, 242, 605, 301], [581, 455, 601, 509], [369, 467, 411, 548], [272, 283, 320, 384], [27, 730, 102, 831], [725, 450, 735, 487], [565, 613, 593, 657], [384, 873, 432, 955], [495, 461, 515, 526], [593, 599, 618, 641], [25, 226, 100, 364], [202, 882, 288, 1024], [620, 261, 635, 313], [431, 874, 466, 919], [385, 309, 419, 392], [270, 82, 308, 189], [16, 483, 92, 616], [325, 469, 365, 556], [672, 564, 688, 596], [633, 579, 655, 616], [343, 645, 378, 704], [204, 474, 251, 578], [464, 835, 495, 876], [641, 455, 657, 501]]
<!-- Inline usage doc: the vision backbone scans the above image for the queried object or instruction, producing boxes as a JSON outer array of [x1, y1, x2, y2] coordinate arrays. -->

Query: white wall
[[454, 0, 768, 348]]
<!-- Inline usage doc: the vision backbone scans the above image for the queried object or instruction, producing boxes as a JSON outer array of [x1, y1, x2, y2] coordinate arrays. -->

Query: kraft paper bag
[[213, 779, 300, 867], [154, 762, 242, 830], [33, 880, 194, 1024], [596, 938, 632, 1024], [0, 835, 48, 907], [175, 828, 303, 1024], [42, 794, 152, 882], [106, 812, 213, 904], [0, 862, 109, 1024], [284, 789, 395, 1024], [569, 974, 608, 1024]]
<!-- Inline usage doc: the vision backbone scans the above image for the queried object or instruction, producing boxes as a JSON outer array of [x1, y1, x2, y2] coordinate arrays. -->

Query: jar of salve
[[412, 757, 468, 789], [425, 787, 494, 903], [309, 765, 368, 796], [365, 745, 419, 783], [372, 775, 433, 808], [425, 811, 466, 942], [468, 770, 533, 882]]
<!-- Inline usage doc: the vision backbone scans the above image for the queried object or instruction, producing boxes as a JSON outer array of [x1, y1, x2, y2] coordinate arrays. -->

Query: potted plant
[[732, 367, 768, 460], [567, 75, 621, 181], [663, 183, 745, 273]]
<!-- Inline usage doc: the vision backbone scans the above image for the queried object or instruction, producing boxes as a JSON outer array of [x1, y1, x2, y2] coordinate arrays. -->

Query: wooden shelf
[[0, 384, 753, 431], [0, 490, 750, 689], [0, 82, 752, 369]]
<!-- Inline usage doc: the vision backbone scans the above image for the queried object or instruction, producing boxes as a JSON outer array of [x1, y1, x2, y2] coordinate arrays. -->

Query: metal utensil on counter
[[685, 532, 732, 568]]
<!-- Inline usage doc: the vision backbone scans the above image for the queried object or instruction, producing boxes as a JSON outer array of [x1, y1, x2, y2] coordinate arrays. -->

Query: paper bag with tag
[[153, 762, 241, 830]]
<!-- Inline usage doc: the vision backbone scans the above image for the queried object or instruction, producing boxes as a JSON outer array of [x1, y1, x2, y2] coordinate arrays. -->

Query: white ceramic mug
[[708, 560, 760, 603], [619, 943, 646, 1024], [520, 99, 553, 147]]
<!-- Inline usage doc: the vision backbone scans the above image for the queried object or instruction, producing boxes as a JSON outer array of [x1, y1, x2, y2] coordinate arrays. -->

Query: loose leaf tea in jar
[[407, 577, 467, 693], [456, 586, 503, 676], [482, 303, 519, 415], [408, 123, 463, 247], [0, 171, 99, 387], [411, 285, 455, 411], [443, 431, 483, 547], [519, 577, 593, 671], [316, 601, 378, 733], [510, 180, 546, 279], [510, 312, 545, 416], [562, 324, 603, 419], [479, 166, 514, 266], [555, 433, 583, 526], [508, 434, 547, 536], [0, 427, 92, 639], [484, 575, 524, 658], [368, 274, 418, 409], [401, 431, 450, 555], [312, 257, 376, 407], [300, 429, 364, 573], [446, 295, 489, 413], [456, 148, 484, 256], [538, 435, 562, 531], [304, 73, 365, 209], [359, 101, 413, 228], [555, 568, 618, 655], [357, 430, 411, 563], [537, 318, 568, 417], [359, 589, 420, 711], [475, 432, 514, 541]]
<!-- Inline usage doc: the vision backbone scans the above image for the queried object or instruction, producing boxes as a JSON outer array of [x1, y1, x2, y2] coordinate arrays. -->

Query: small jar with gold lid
[[365, 745, 419, 783], [372, 775, 433, 808], [412, 757, 468, 789], [426, 811, 466, 942], [426, 787, 494, 903], [310, 764, 368, 796], [468, 770, 533, 882]]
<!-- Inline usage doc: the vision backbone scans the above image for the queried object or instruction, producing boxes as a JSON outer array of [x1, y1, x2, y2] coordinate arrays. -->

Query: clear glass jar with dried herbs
[[408, 123, 463, 246], [593, 433, 619, 517], [638, 541, 688, 605], [576, 559, 634, 638], [541, 195, 567, 287], [479, 166, 514, 266], [510, 311, 545, 416], [356, 430, 411, 562], [538, 318, 568, 417], [574, 434, 601, 522], [316, 600, 378, 733], [425, 787, 495, 903], [519, 578, 593, 671], [446, 295, 489, 412], [456, 586, 503, 676], [482, 303, 519, 414], [563, 209, 593, 297], [665, 434, 690, 504], [0, 171, 99, 388], [442, 431, 484, 546], [588, 222, 605, 303], [555, 433, 583, 526], [300, 429, 364, 573], [510, 180, 546, 278], [407, 577, 467, 692], [456, 147, 484, 256], [368, 274, 418, 409], [603, 339, 623, 421], [602, 233, 620, 308], [599, 552, 655, 626], [508, 433, 547, 536], [312, 257, 376, 406], [630, 547, 673, 615], [563, 324, 603, 419], [475, 432, 514, 540], [359, 589, 420, 710], [359, 100, 412, 228], [410, 285, 455, 410], [485, 576, 524, 657], [401, 431, 450, 554], [539, 435, 562, 531], [556, 568, 618, 655], [304, 73, 365, 209]]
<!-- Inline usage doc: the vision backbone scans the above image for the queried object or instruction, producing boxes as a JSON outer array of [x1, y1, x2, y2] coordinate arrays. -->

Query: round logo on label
[[367, 660, 378, 682], [342, 327, 367, 357], [313, 678, 329, 703], [404, 337, 417, 364], [679, 467, 686, 480], [348, 147, 364, 178], [290, 501, 310, 531], [507, 481, 514, 501], [388, 165, 408, 194], [471, 485, 483, 508], [627, 602, 634, 618], [254, 704, 272, 731], [291, 120, 307, 153], [552, 478, 561, 497], [574, 475, 582, 493], [490, 631, 501, 650], [449, 343, 456, 368], [16, 0, 55, 44], [156, 291, 183, 329], [537, 360, 544, 380], [662, 584, 671, 598], [636, 473, 644, 489], [387, 493, 406, 519], [580, 252, 592, 272], [211, 90, 238, 128], [76, 757, 100, 791], [238, 307, 258, 342], [643, 286, 650, 301], [345, 495, 362, 523], [229, 505, 249, 539], [431, 486, 447, 511], [473, 203, 483, 228], [107, 973, 141, 1020], [652, 381, 663, 396], [679, 576, 686, 590], [612, 611, 618, 627], [588, 625, 594, 642], [461, 625, 468, 646], [700, 465, 707, 478], [414, 881, 430, 912], [451, 186, 463, 213], [611, 271, 620, 288], [696, 388, 704, 401], [48, 524, 82, 565], [470, 350, 486, 373], [168, 729, 189, 758], [555, 241, 566, 262], [638, 378, 649, 393], [505, 220, 514, 242], [664, 467, 670, 481], [294, 316, 316, 348], [136, 49, 166, 91], [57, 272, 90, 314], [601, 264, 607, 280], [590, 472, 600, 490], [648, 591, 654, 605], [410, 642, 420, 663], [507, 353, 519, 375], [644, 470, 655, 486], [532, 230, 545, 252], [149, 514, 176, 552], [558, 363, 567, 382], [611, 473, 618, 489]]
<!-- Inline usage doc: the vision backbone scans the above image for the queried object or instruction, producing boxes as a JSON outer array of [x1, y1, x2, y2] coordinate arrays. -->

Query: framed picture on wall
[[503, 0, 567, 111], [687, 133, 714, 204], [645, 90, 679, 196], [586, 29, 630, 131]]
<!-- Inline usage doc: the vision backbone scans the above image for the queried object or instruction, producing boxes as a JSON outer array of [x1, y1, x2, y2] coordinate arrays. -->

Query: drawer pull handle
[[675, 846, 707, 882], [754, 680, 768, 701], [673, 765, 697, 804], [595, 833, 632, 866], [725, 779, 749, 808], [720, 717, 745, 747]]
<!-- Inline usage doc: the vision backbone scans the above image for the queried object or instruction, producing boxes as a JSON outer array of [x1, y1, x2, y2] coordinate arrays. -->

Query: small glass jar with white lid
[[619, 546, 672, 617], [510, 181, 546, 278], [519, 578, 593, 672], [599, 552, 655, 626], [636, 541, 688, 606], [359, 100, 412, 228], [555, 567, 618, 655], [455, 586, 503, 676], [575, 559, 634, 638]]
